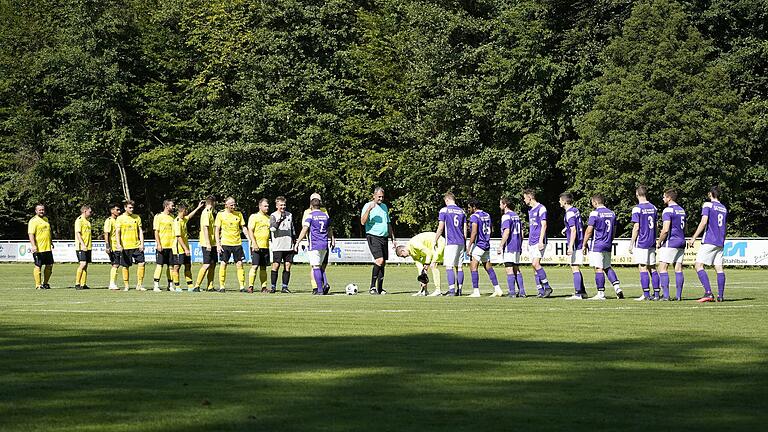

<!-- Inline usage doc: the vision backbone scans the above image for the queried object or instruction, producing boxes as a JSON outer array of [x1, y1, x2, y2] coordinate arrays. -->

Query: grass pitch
[[0, 263, 766, 431]]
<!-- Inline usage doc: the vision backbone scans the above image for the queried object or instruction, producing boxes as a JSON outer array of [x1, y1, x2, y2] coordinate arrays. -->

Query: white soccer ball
[[345, 283, 359, 295]]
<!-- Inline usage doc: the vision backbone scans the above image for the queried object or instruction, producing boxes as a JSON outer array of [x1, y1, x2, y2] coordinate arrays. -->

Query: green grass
[[1, 263, 766, 431]]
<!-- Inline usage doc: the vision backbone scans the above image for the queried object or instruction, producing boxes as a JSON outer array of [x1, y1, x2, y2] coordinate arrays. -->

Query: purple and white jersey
[[702, 200, 728, 247], [303, 210, 330, 251], [587, 207, 616, 253], [527, 203, 547, 245], [631, 202, 658, 249], [470, 210, 492, 251], [438, 205, 466, 245], [564, 207, 584, 250], [661, 205, 686, 248], [500, 211, 522, 253]]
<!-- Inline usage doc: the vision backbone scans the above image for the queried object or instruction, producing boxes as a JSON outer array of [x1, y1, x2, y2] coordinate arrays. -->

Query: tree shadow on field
[[0, 326, 766, 431]]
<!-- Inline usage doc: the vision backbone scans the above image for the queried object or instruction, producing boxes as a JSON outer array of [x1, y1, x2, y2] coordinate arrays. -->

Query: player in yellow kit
[[193, 196, 217, 291], [153, 199, 175, 292], [171, 201, 204, 292], [215, 197, 249, 292], [247, 198, 271, 293], [115, 200, 146, 291], [395, 232, 445, 296], [74, 205, 93, 290], [28, 204, 54, 289], [103, 204, 122, 290]]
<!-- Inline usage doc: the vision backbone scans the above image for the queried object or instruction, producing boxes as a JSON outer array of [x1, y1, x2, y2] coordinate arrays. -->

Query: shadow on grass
[[0, 326, 766, 431]]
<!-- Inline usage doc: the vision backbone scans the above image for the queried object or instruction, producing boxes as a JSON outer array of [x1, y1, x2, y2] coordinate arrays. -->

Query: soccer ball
[[345, 283, 359, 295]]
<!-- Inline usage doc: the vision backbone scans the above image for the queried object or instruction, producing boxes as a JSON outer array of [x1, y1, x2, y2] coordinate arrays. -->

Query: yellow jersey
[[74, 215, 92, 251], [28, 215, 52, 252], [153, 212, 175, 249], [199, 207, 215, 247], [116, 213, 142, 250], [407, 232, 445, 265], [248, 212, 271, 249], [215, 210, 245, 246], [173, 215, 190, 254], [103, 217, 119, 250]]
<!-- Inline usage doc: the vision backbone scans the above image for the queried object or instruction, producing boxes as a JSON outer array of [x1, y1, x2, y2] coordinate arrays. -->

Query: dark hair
[[522, 188, 536, 198], [559, 192, 574, 205], [275, 196, 286, 203], [500, 196, 512, 209], [310, 198, 321, 208], [591, 194, 604, 205], [80, 204, 91, 212], [205, 195, 216, 204], [636, 185, 648, 197], [710, 185, 721, 199], [664, 188, 678, 201], [467, 198, 480, 209], [109, 203, 121, 210], [177, 203, 188, 212], [162, 199, 174, 209]]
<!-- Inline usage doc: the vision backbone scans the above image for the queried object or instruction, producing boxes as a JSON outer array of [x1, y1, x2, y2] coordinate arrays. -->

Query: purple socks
[[717, 272, 725, 298], [312, 268, 324, 292], [516, 273, 526, 296], [697, 269, 711, 295], [675, 272, 684, 299], [471, 271, 479, 289], [573, 271, 582, 294], [487, 268, 499, 286], [640, 271, 650, 297], [660, 272, 670, 298], [595, 272, 606, 291]]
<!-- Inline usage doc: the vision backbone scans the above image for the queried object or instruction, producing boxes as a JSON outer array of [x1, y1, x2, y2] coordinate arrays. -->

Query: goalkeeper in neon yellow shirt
[[395, 232, 445, 296]]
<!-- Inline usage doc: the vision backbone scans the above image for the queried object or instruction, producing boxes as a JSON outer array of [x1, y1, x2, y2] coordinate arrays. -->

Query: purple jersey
[[439, 205, 466, 245], [702, 200, 728, 247], [587, 207, 616, 253], [661, 204, 686, 248], [631, 202, 658, 249], [500, 210, 522, 253], [470, 210, 492, 250], [303, 210, 330, 251], [564, 207, 584, 251], [527, 203, 547, 245]]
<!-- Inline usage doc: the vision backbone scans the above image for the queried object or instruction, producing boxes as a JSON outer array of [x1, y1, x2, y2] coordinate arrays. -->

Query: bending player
[[395, 232, 445, 296], [466, 198, 502, 297]]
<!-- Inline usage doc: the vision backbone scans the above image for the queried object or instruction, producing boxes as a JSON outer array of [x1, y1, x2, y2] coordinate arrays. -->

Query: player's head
[[395, 245, 410, 258], [205, 195, 216, 208], [372, 187, 384, 203], [259, 198, 269, 213], [443, 192, 455, 205], [80, 204, 92, 217], [162, 199, 175, 212], [635, 185, 648, 200], [310, 192, 321, 205], [123, 200, 135, 214], [709, 185, 721, 200], [34, 203, 46, 217], [275, 196, 286, 212], [522, 188, 537, 206], [225, 197, 236, 210], [558, 192, 574, 209], [663, 188, 678, 204], [310, 198, 322, 209], [177, 203, 188, 217], [466, 197, 480, 212], [590, 194, 604, 208], [499, 196, 512, 212], [109, 203, 121, 217]]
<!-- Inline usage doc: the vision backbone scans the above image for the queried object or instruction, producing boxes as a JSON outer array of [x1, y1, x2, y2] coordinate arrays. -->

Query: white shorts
[[443, 244, 465, 267], [528, 243, 547, 260], [308, 249, 327, 266], [633, 247, 657, 266], [658, 247, 684, 265], [470, 245, 490, 262], [568, 250, 584, 266], [589, 251, 612, 269], [696, 244, 724, 266], [503, 251, 521, 265]]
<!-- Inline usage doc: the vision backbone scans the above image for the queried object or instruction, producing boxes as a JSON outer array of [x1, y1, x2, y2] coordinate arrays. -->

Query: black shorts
[[108, 251, 121, 266], [251, 248, 269, 266], [120, 249, 145, 267], [173, 253, 191, 266], [33, 251, 54, 267], [156, 248, 173, 265], [220, 245, 244, 263], [366, 234, 389, 260], [76, 250, 92, 263], [272, 250, 295, 264], [201, 247, 218, 265]]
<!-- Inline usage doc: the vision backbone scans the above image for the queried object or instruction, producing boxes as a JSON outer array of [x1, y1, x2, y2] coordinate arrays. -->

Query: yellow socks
[[75, 268, 83, 286], [207, 265, 215, 288], [80, 268, 87, 286], [110, 266, 118, 285], [432, 267, 441, 291], [219, 264, 227, 288], [248, 267, 257, 287], [259, 267, 267, 288], [195, 267, 207, 288], [33, 267, 42, 287], [43, 266, 52, 284], [237, 266, 245, 289], [122, 267, 130, 287], [153, 265, 163, 281], [184, 266, 193, 288], [137, 265, 145, 286]]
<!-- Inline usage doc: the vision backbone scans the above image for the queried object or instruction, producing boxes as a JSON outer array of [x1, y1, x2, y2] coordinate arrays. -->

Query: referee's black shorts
[[366, 234, 389, 260]]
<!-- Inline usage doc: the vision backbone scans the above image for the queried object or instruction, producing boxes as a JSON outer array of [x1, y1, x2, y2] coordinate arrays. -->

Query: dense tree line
[[1, 0, 766, 239]]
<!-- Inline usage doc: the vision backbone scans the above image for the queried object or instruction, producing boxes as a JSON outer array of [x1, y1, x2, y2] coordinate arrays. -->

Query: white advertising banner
[[1, 238, 767, 266]]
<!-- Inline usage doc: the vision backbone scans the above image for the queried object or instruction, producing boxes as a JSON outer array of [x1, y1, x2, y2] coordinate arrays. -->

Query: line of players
[[396, 186, 727, 302], [27, 193, 335, 294]]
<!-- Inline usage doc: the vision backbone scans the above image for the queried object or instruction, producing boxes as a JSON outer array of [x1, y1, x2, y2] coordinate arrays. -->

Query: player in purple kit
[[432, 192, 467, 297], [581, 194, 624, 300], [628, 186, 661, 301], [295, 198, 336, 295], [523, 189, 552, 297], [497, 197, 526, 298], [656, 188, 687, 301], [559, 193, 588, 300], [687, 186, 728, 302], [466, 199, 502, 297]]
